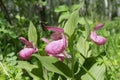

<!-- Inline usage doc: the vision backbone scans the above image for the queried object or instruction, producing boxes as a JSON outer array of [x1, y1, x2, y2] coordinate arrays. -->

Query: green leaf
[[17, 61, 43, 80], [71, 4, 81, 11], [15, 14, 20, 21], [58, 12, 70, 23], [17, 61, 38, 71], [76, 36, 90, 57], [64, 10, 79, 37], [78, 17, 93, 25], [81, 63, 106, 80], [78, 17, 93, 39], [75, 57, 96, 79], [55, 5, 69, 13], [71, 2, 84, 11], [28, 70, 42, 80], [39, 0, 47, 6], [28, 21, 37, 46], [33, 54, 72, 78], [51, 73, 59, 80]]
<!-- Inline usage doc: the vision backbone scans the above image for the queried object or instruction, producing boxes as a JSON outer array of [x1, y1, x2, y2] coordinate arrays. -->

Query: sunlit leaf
[[39, 0, 47, 6], [78, 17, 93, 25], [71, 2, 84, 11], [33, 54, 72, 78], [75, 57, 96, 80], [15, 14, 20, 21], [58, 12, 70, 23], [64, 10, 79, 37], [17, 61, 43, 80], [81, 63, 106, 80], [55, 5, 69, 13], [17, 61, 37, 71], [28, 21, 37, 45], [76, 36, 90, 57], [78, 17, 92, 39]]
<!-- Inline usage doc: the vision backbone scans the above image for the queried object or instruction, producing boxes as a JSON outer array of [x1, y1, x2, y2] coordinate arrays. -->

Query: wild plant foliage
[[0, 0, 120, 80]]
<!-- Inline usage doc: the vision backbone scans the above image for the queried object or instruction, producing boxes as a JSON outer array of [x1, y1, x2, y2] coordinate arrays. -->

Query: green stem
[[71, 52, 75, 80], [69, 37, 75, 80], [79, 62, 96, 80]]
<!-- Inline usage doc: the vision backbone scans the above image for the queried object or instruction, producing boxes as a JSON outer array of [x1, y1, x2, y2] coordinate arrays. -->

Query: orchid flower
[[42, 27, 70, 61], [45, 26, 64, 40], [90, 23, 106, 45], [18, 37, 38, 60]]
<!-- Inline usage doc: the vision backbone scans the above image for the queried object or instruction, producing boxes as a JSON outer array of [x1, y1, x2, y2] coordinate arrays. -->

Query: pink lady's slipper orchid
[[18, 37, 38, 60], [45, 26, 64, 40], [90, 23, 106, 45], [42, 27, 70, 61]]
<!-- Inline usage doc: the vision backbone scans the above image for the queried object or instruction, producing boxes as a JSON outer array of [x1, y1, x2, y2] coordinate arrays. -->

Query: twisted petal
[[63, 51, 71, 59], [62, 33, 68, 48], [45, 26, 64, 33], [46, 26, 65, 40], [41, 38, 50, 43], [51, 32, 62, 40], [53, 51, 71, 61], [19, 37, 38, 60], [94, 23, 104, 30], [90, 31, 106, 45], [19, 37, 33, 48], [55, 54, 65, 61]]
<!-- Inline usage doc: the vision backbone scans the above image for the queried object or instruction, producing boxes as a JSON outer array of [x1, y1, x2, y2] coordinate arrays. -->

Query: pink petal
[[51, 32, 62, 40], [45, 26, 64, 33], [45, 35, 68, 61], [19, 48, 37, 60], [61, 33, 68, 48], [45, 39, 65, 56], [55, 54, 65, 61], [63, 51, 71, 59], [94, 36, 106, 45], [19, 37, 33, 48], [41, 38, 50, 43], [19, 37, 28, 44], [90, 31, 97, 41], [45, 33, 68, 56], [55, 51, 71, 61], [34, 47, 38, 53], [94, 23, 104, 30], [90, 31, 106, 45]]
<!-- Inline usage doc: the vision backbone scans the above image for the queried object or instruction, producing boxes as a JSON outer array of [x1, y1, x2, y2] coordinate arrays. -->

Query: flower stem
[[71, 52, 75, 80]]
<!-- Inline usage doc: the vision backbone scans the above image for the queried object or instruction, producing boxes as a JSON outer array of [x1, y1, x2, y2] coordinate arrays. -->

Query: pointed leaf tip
[[28, 21, 38, 46]]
